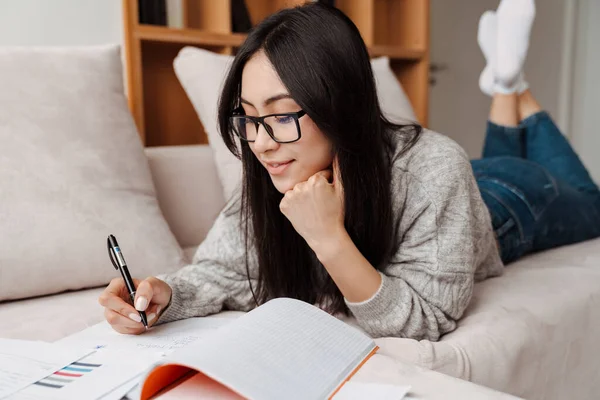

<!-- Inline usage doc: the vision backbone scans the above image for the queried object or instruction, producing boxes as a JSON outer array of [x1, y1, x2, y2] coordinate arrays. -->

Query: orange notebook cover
[[137, 298, 378, 400]]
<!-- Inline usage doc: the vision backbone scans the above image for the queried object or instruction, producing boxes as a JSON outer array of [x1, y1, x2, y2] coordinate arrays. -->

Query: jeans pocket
[[477, 159, 560, 264], [477, 157, 560, 220], [497, 220, 526, 264], [480, 187, 529, 264], [476, 158, 562, 263]]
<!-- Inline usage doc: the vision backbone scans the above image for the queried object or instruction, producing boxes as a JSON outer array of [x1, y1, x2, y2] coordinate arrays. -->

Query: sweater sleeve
[[345, 146, 484, 341], [155, 198, 257, 324]]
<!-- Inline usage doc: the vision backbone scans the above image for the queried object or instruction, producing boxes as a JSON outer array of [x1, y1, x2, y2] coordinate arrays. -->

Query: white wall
[[429, 0, 499, 158], [570, 0, 600, 181], [0, 0, 122, 46], [524, 0, 567, 129]]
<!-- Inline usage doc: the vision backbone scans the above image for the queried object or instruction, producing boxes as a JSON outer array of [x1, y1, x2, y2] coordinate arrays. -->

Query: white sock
[[494, 0, 536, 94], [477, 11, 497, 97], [516, 73, 529, 94], [477, 11, 529, 96], [489, 71, 530, 95]]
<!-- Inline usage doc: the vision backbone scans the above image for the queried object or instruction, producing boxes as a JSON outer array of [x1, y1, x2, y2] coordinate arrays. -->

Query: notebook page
[[161, 298, 376, 400], [57, 317, 233, 356]]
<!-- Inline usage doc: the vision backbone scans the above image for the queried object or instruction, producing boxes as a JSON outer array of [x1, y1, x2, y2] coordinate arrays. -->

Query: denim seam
[[495, 218, 516, 237], [518, 111, 549, 128], [478, 174, 559, 220], [472, 158, 506, 176], [479, 186, 526, 243], [480, 177, 536, 218], [487, 122, 525, 135]]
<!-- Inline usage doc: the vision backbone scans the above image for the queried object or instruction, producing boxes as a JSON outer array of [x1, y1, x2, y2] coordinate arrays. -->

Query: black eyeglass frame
[[230, 110, 307, 144]]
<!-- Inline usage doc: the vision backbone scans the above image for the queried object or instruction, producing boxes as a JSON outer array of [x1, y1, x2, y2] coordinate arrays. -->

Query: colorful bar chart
[[34, 361, 102, 389]]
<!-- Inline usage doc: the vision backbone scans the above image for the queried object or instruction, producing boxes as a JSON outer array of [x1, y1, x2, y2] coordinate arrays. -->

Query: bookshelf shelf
[[123, 0, 430, 146], [137, 25, 425, 61], [136, 25, 246, 47], [368, 45, 425, 61]]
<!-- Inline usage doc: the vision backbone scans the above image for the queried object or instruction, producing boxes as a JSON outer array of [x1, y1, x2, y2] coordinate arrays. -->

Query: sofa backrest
[[145, 145, 226, 253]]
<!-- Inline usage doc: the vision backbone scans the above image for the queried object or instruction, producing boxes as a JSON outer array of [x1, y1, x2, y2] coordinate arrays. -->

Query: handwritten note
[[57, 317, 234, 356]]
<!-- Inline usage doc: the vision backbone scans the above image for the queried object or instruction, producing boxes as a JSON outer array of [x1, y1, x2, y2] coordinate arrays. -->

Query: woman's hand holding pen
[[98, 277, 172, 335]]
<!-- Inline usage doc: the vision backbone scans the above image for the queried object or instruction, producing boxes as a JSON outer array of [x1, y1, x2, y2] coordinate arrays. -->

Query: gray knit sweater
[[157, 130, 504, 341]]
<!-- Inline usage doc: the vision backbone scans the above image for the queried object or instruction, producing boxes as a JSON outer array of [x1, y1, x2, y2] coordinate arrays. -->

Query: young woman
[[99, 0, 600, 341]]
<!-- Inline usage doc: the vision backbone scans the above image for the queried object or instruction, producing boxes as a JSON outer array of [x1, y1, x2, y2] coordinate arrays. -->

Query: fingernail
[[135, 296, 148, 311], [148, 313, 157, 322], [129, 313, 142, 323], [156, 306, 161, 315]]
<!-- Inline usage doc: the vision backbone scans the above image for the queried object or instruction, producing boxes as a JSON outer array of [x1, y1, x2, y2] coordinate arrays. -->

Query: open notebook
[[139, 298, 378, 400]]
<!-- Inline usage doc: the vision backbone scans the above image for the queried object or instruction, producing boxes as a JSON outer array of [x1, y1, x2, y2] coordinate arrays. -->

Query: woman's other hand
[[280, 157, 346, 255]]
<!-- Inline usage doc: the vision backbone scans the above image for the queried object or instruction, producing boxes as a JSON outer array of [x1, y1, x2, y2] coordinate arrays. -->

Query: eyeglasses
[[230, 110, 307, 143]]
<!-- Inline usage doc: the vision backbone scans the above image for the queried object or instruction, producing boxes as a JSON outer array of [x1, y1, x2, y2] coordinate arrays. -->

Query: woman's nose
[[253, 123, 279, 152]]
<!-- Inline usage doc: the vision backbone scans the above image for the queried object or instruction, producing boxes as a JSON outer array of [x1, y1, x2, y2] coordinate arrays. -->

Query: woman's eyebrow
[[240, 93, 292, 107]]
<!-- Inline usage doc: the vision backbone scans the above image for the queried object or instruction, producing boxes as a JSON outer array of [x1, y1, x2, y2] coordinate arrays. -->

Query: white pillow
[[0, 45, 186, 301], [370, 56, 418, 123], [174, 46, 417, 201]]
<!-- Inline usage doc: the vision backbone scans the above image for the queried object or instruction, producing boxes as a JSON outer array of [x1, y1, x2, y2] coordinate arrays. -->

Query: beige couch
[[1, 144, 600, 400]]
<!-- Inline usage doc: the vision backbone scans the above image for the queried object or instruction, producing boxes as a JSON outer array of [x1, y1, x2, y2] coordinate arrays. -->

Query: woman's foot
[[494, 0, 535, 94], [478, 6, 531, 97]]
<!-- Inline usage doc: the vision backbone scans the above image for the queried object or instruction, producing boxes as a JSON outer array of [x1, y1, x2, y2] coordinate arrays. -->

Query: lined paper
[[151, 298, 376, 400]]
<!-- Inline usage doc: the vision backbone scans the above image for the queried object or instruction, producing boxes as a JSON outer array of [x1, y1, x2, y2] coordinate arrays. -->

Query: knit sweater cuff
[[155, 283, 187, 325], [344, 272, 395, 325]]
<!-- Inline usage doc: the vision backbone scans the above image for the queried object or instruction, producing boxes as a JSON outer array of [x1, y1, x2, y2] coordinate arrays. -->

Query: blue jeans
[[471, 111, 600, 264]]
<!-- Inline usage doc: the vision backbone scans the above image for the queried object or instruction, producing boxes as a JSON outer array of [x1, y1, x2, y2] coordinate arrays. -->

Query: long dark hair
[[217, 2, 421, 314]]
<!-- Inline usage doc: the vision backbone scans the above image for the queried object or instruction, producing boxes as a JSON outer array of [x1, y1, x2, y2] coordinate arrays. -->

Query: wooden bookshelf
[[122, 0, 430, 146]]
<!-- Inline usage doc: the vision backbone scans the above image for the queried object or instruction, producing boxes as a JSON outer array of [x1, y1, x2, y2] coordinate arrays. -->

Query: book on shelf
[[138, 298, 378, 400], [165, 0, 184, 29], [231, 0, 253, 33], [138, 0, 167, 26]]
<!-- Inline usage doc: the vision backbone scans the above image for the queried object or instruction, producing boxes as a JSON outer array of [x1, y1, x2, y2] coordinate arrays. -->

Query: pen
[[107, 234, 148, 329]]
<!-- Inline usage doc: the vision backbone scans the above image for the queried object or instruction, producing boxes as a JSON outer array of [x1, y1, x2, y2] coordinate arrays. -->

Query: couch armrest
[[145, 145, 225, 250]]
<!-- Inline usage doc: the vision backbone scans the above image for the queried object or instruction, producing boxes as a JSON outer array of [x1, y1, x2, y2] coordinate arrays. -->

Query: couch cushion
[[173, 46, 417, 201], [145, 145, 225, 250], [374, 238, 600, 400], [0, 45, 186, 301], [0, 287, 106, 342]]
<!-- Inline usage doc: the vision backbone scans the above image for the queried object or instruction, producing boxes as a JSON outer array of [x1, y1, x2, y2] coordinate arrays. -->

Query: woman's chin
[[270, 175, 297, 194]]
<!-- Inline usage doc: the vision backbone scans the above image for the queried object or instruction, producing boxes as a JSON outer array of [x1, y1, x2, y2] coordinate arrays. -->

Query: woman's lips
[[265, 160, 294, 175]]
